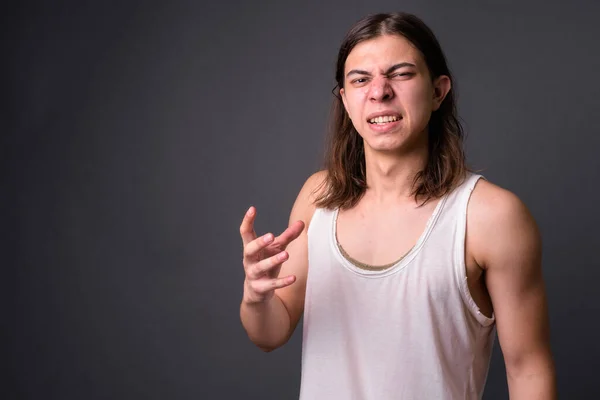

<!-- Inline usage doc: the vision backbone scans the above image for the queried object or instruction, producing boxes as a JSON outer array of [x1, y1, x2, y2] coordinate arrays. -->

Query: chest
[[335, 200, 439, 266]]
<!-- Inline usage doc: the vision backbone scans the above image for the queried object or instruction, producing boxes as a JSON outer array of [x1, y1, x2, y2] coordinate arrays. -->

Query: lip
[[365, 110, 402, 122], [367, 118, 402, 133]]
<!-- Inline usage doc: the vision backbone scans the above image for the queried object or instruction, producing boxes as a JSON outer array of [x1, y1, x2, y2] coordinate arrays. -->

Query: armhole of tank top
[[306, 207, 322, 238], [454, 174, 495, 327]]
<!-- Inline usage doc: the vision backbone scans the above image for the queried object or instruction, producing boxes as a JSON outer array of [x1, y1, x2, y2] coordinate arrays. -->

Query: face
[[340, 34, 451, 154]]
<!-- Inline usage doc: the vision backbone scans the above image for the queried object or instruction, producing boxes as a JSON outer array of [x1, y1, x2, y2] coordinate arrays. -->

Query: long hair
[[314, 12, 471, 209]]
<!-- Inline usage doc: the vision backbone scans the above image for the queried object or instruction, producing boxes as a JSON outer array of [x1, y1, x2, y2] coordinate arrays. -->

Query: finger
[[273, 220, 305, 248], [240, 206, 257, 246], [247, 250, 288, 279], [250, 275, 296, 294], [243, 232, 275, 262]]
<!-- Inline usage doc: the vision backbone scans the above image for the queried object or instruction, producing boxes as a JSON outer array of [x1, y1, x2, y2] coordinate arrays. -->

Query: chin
[[365, 134, 426, 155], [364, 140, 404, 153]]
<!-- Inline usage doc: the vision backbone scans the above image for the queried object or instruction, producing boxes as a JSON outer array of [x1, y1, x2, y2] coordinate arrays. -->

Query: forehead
[[344, 34, 423, 72]]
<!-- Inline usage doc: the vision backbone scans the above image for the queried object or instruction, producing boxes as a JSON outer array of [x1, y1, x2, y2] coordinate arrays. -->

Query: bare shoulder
[[468, 178, 541, 270], [289, 170, 328, 226], [469, 178, 528, 217]]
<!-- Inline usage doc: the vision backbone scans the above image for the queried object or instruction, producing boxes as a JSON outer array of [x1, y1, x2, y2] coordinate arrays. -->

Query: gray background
[[3, 0, 599, 399]]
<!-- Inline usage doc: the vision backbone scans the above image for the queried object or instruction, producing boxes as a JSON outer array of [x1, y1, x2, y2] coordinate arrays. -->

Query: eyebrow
[[346, 62, 417, 78]]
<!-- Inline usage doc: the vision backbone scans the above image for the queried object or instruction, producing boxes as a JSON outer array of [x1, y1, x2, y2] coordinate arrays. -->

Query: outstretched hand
[[240, 206, 305, 304]]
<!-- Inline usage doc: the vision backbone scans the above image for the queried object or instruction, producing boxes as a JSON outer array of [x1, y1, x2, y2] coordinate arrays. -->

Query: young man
[[239, 12, 556, 399]]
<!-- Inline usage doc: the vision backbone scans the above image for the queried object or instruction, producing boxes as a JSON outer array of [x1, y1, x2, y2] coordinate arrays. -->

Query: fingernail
[[247, 207, 254, 217], [263, 234, 273, 243]]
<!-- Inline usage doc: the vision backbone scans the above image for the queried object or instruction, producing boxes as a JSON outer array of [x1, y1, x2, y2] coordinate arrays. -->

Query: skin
[[240, 34, 556, 398]]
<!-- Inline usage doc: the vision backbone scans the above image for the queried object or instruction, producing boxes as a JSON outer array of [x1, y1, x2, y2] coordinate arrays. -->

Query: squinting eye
[[352, 78, 367, 84]]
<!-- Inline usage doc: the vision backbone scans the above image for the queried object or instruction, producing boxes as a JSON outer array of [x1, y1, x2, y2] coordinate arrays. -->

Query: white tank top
[[299, 172, 496, 400]]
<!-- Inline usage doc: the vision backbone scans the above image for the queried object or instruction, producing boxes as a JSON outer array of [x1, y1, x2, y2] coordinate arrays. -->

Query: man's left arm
[[472, 183, 556, 399]]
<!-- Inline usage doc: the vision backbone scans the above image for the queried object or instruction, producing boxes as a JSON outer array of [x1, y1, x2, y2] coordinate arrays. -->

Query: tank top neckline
[[330, 192, 451, 278]]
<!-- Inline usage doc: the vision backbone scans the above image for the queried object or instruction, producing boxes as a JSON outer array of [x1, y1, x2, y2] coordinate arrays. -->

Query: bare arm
[[470, 182, 556, 399], [239, 171, 325, 351]]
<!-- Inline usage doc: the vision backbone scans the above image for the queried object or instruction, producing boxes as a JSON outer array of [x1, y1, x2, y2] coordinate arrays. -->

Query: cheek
[[403, 85, 434, 122], [345, 91, 368, 118]]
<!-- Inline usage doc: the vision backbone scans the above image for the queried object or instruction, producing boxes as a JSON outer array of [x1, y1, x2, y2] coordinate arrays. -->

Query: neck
[[362, 143, 428, 206]]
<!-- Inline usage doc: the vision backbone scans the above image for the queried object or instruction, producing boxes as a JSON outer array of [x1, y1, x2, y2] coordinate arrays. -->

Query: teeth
[[369, 115, 400, 124]]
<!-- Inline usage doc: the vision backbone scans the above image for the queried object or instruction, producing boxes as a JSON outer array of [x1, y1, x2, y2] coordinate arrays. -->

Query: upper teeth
[[369, 115, 399, 123]]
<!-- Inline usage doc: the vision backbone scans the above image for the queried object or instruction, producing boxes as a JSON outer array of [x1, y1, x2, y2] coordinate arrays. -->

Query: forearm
[[507, 358, 557, 400], [240, 293, 292, 351]]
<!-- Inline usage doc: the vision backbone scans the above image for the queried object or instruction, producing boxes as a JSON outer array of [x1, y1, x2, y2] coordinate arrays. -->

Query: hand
[[240, 206, 305, 304]]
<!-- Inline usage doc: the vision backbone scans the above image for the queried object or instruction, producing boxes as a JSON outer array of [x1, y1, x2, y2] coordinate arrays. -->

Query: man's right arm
[[239, 171, 326, 351]]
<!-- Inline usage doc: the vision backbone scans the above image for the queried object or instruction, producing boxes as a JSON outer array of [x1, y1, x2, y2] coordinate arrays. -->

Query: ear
[[340, 87, 349, 114], [432, 75, 451, 111]]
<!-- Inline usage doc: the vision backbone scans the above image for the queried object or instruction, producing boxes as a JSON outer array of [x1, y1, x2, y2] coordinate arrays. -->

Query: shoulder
[[303, 170, 328, 203], [289, 170, 328, 227], [468, 177, 541, 270], [469, 178, 534, 228]]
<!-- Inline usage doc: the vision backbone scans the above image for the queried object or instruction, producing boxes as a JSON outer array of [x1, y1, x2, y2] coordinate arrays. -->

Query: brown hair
[[314, 12, 471, 210]]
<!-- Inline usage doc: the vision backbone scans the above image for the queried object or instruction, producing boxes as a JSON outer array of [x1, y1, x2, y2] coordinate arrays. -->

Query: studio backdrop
[[4, 1, 600, 399]]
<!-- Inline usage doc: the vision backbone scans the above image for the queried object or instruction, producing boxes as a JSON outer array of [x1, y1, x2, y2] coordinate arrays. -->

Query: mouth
[[367, 114, 402, 125]]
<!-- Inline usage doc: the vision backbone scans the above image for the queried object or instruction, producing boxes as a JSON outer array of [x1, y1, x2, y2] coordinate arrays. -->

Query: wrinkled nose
[[369, 76, 394, 102]]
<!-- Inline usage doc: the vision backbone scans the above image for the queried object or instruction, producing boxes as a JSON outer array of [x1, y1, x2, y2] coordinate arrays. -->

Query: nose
[[369, 76, 394, 102]]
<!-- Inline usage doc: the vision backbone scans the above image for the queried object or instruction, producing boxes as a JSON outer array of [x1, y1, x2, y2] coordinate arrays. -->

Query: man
[[239, 12, 556, 399]]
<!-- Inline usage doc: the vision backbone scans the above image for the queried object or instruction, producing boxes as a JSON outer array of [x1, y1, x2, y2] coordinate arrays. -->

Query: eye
[[391, 72, 414, 78], [351, 77, 368, 84]]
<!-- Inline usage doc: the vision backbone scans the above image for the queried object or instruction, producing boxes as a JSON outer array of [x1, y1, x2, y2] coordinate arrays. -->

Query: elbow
[[251, 335, 291, 353], [505, 351, 556, 383], [254, 340, 284, 352], [258, 345, 276, 353]]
